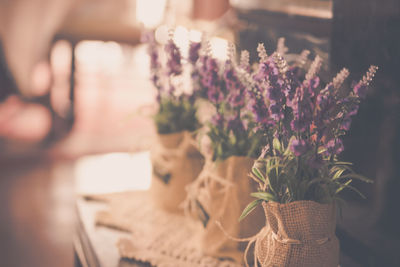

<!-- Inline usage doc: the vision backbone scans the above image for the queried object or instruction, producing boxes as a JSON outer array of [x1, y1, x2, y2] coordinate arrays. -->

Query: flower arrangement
[[192, 43, 266, 161], [143, 32, 200, 134], [142, 32, 206, 213], [237, 43, 378, 220]]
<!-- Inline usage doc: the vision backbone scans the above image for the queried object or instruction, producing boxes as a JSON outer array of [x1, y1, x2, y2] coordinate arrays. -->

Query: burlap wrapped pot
[[255, 200, 339, 267], [191, 156, 265, 263], [150, 131, 204, 213]]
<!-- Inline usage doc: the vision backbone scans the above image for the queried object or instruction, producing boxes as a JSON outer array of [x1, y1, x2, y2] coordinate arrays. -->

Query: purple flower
[[314, 87, 336, 133], [149, 45, 160, 71], [353, 84, 368, 99], [270, 103, 284, 121], [290, 86, 314, 133], [352, 65, 378, 99], [211, 113, 224, 128], [324, 139, 344, 156], [254, 57, 288, 124], [253, 59, 280, 83], [203, 58, 224, 104], [284, 67, 302, 107], [165, 40, 182, 76], [290, 138, 309, 156], [267, 85, 284, 102], [247, 85, 272, 127], [340, 117, 352, 131], [227, 115, 245, 133], [333, 97, 359, 133], [188, 42, 201, 65], [224, 61, 246, 108], [347, 102, 359, 116], [207, 86, 224, 104]]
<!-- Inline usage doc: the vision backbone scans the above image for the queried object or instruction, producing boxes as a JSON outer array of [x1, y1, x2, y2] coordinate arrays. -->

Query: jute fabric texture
[[86, 191, 241, 267], [184, 156, 265, 263], [255, 201, 339, 267], [150, 131, 204, 213]]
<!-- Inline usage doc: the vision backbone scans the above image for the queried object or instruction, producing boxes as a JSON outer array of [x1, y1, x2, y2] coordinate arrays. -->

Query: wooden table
[[73, 152, 152, 267], [72, 151, 363, 267]]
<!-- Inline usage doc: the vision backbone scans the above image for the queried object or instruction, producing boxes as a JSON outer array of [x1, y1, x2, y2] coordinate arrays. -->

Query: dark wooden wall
[[332, 0, 400, 234]]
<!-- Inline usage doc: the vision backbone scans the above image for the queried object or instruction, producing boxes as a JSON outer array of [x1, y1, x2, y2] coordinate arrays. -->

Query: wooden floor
[[0, 157, 75, 267]]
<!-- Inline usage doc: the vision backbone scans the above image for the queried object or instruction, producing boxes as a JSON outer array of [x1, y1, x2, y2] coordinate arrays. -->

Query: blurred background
[[0, 0, 398, 266]]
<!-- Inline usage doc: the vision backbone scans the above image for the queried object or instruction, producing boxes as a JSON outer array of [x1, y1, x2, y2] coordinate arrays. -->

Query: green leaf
[[239, 199, 263, 221], [250, 191, 276, 202], [332, 169, 345, 179], [252, 167, 266, 183], [342, 184, 367, 199], [335, 179, 352, 194], [333, 161, 353, 166], [273, 137, 282, 152], [334, 173, 373, 183]]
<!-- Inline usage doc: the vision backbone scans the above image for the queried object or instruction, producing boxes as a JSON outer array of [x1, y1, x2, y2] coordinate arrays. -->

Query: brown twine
[[215, 221, 269, 267], [215, 206, 333, 267], [182, 159, 234, 218], [152, 131, 198, 172]]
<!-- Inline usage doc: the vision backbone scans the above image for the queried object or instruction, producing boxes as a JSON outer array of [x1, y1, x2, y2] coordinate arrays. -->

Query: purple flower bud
[[200, 57, 224, 103], [224, 61, 246, 108], [188, 42, 201, 64], [165, 40, 182, 76], [149, 47, 160, 71], [324, 139, 344, 156], [270, 103, 284, 121], [227, 115, 245, 133], [340, 117, 352, 131], [247, 85, 272, 127], [353, 84, 368, 99], [309, 76, 320, 90], [207, 86, 224, 104], [267, 86, 284, 102], [211, 113, 224, 128], [290, 138, 309, 156], [347, 103, 359, 116]]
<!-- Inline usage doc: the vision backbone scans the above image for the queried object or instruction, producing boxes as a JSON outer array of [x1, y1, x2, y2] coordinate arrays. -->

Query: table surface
[[74, 151, 152, 267], [73, 151, 360, 267]]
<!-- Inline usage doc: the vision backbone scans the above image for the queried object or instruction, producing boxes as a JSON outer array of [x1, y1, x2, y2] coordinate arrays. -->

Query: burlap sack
[[150, 131, 205, 213], [195, 156, 265, 263], [255, 201, 339, 267]]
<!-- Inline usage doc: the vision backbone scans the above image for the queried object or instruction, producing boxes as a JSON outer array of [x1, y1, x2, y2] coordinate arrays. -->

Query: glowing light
[[155, 25, 169, 44], [173, 26, 189, 58], [74, 152, 152, 195], [75, 41, 124, 72], [136, 0, 167, 28], [210, 37, 229, 61], [189, 30, 202, 42]]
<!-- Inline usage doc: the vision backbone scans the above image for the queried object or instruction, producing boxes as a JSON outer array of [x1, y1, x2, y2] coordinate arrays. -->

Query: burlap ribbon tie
[[215, 213, 332, 267]]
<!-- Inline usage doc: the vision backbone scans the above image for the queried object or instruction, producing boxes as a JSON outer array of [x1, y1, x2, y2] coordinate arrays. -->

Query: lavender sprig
[[165, 39, 183, 76]]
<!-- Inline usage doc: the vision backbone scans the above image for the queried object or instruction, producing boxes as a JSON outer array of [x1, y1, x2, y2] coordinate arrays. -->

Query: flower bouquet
[[184, 43, 267, 263], [143, 32, 204, 213], [238, 43, 378, 266]]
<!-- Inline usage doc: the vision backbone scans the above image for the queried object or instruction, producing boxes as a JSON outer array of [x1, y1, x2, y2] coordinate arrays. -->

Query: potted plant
[[183, 44, 267, 263], [143, 32, 204, 213], [239, 43, 378, 267]]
